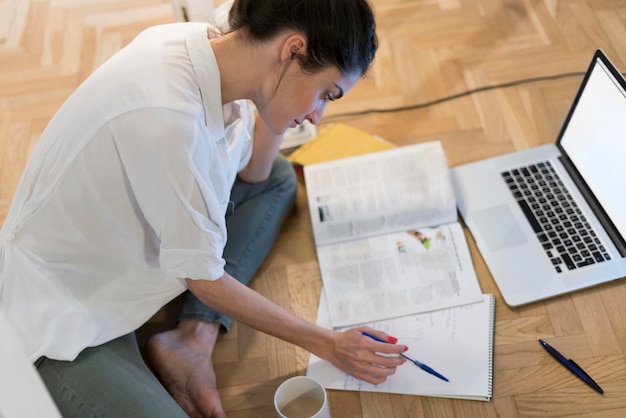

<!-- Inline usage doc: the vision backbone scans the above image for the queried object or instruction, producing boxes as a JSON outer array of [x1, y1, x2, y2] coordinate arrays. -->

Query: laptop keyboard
[[502, 161, 611, 273]]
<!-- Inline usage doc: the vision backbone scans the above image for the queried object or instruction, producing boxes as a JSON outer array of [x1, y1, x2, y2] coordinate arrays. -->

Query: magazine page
[[304, 142, 457, 247], [316, 222, 484, 328]]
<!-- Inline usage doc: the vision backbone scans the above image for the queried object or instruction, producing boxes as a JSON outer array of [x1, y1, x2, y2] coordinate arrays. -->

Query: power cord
[[322, 71, 589, 122]]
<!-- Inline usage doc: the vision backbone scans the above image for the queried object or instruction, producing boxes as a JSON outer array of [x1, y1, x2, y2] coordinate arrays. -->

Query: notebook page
[[307, 293, 495, 401]]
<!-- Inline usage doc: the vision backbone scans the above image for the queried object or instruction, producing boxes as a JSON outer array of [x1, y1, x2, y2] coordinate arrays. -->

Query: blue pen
[[538, 338, 604, 394], [361, 331, 449, 382]]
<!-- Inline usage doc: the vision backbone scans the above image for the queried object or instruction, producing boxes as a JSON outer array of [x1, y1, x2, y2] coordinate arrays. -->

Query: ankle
[[177, 320, 221, 345]]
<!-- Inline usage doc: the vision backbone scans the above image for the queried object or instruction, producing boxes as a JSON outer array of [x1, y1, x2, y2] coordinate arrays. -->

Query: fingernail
[[403, 346, 409, 352], [387, 336, 398, 343]]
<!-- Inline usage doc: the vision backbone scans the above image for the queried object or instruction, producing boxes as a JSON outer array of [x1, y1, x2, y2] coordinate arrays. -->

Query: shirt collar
[[185, 23, 226, 139]]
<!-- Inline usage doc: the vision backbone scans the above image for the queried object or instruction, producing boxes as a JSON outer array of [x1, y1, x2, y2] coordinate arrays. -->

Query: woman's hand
[[325, 326, 406, 385]]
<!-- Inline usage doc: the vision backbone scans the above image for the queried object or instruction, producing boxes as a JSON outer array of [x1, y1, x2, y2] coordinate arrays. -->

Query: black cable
[[323, 71, 588, 121]]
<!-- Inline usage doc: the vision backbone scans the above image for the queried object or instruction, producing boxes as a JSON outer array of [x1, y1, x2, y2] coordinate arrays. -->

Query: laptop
[[450, 49, 626, 306]]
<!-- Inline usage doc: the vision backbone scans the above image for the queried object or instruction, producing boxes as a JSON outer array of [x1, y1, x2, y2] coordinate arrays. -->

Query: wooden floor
[[3, 0, 626, 417]]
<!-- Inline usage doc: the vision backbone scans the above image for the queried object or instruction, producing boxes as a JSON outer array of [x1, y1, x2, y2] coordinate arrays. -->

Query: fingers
[[365, 352, 405, 372], [349, 328, 408, 382], [359, 326, 398, 344], [357, 327, 409, 357], [331, 328, 411, 385]]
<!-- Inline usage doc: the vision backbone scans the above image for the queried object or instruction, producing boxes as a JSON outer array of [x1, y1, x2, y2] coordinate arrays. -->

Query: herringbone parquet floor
[[3, 0, 626, 417]]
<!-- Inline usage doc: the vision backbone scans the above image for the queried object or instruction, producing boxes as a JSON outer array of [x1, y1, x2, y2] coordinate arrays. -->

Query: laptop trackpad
[[471, 205, 528, 252]]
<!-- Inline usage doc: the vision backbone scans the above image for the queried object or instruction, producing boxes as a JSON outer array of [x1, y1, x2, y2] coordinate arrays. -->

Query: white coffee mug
[[274, 376, 330, 418]]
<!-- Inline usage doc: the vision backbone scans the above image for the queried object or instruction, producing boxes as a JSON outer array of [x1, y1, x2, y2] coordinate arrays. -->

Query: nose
[[306, 113, 320, 125], [306, 102, 328, 125]]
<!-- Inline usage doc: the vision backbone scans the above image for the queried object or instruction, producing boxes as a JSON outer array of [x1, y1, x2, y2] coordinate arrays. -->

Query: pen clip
[[568, 359, 592, 380]]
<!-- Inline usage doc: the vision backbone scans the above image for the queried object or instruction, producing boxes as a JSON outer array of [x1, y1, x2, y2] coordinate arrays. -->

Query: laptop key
[[593, 252, 604, 262], [561, 253, 576, 270], [517, 200, 542, 233]]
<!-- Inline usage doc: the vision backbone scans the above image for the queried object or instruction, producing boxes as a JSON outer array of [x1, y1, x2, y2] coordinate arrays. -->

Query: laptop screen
[[559, 54, 626, 244]]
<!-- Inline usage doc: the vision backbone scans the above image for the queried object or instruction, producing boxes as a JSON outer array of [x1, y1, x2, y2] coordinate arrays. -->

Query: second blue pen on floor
[[361, 331, 450, 382]]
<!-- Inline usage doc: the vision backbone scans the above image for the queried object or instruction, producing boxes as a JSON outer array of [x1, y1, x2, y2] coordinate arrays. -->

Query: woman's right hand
[[323, 326, 407, 385]]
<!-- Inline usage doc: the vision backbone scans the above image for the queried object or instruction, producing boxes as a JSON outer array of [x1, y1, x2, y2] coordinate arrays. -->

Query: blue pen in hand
[[361, 331, 450, 382]]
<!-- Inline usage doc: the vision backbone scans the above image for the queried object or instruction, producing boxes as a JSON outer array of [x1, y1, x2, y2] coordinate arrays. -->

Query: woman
[[0, 0, 407, 416]]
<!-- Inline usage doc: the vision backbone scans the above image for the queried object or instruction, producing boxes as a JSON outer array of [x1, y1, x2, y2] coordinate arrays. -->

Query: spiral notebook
[[307, 293, 495, 401]]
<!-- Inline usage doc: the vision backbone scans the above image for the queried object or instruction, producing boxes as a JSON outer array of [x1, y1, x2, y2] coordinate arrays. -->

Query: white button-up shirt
[[0, 23, 253, 362]]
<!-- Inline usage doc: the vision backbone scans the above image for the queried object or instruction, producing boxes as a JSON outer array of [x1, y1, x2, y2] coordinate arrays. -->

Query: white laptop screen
[[559, 57, 626, 242]]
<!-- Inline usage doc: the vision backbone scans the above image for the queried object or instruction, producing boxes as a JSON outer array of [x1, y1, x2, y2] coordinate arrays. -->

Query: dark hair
[[228, 0, 378, 77]]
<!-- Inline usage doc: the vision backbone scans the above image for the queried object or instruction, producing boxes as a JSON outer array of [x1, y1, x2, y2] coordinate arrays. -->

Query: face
[[257, 63, 361, 136]]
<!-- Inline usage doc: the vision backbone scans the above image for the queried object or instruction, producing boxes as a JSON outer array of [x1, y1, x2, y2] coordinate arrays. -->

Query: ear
[[280, 33, 307, 62]]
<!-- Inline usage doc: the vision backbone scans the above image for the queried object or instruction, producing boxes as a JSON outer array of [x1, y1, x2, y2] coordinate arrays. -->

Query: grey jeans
[[36, 155, 298, 417]]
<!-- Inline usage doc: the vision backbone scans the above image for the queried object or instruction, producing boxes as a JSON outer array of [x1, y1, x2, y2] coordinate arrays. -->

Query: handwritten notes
[[307, 294, 494, 400]]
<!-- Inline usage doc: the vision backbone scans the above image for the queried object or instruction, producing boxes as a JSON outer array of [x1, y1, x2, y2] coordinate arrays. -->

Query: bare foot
[[147, 321, 227, 418]]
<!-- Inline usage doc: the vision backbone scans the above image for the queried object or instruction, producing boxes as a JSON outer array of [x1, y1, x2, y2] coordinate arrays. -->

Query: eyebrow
[[333, 83, 345, 100]]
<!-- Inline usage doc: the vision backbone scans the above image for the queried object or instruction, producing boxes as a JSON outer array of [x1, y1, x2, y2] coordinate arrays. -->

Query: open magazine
[[304, 141, 484, 328]]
